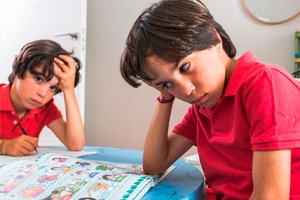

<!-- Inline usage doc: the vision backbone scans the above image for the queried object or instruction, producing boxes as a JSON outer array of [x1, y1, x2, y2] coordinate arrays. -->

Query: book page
[[0, 152, 174, 200], [36, 152, 175, 186]]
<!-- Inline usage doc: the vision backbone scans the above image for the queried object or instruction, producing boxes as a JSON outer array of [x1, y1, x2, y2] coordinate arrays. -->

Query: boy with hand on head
[[120, 0, 300, 199], [0, 39, 85, 156]]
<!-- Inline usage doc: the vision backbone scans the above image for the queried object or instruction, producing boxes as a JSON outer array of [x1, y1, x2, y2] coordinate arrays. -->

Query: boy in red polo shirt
[[0, 39, 85, 156], [119, 0, 300, 199]]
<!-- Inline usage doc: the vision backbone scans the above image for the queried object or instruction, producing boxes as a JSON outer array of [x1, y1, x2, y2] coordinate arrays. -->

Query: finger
[[58, 54, 71, 62], [54, 57, 67, 68], [5, 137, 26, 156], [53, 64, 64, 79], [9, 144, 29, 156], [27, 136, 39, 147], [58, 55, 76, 68], [54, 58, 71, 75], [24, 138, 38, 152]]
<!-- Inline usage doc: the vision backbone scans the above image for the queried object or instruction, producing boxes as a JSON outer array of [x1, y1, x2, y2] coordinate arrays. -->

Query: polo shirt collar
[[223, 51, 257, 97]]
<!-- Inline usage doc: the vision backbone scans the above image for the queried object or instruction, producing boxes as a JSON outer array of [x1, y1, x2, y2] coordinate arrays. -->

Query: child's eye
[[50, 86, 58, 93], [162, 82, 172, 89], [35, 76, 44, 83], [179, 62, 190, 73]]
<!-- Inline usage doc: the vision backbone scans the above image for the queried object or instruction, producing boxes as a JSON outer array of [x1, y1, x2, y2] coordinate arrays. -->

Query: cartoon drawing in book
[[74, 161, 91, 168], [41, 189, 61, 200], [42, 178, 88, 200], [0, 169, 32, 194], [38, 174, 59, 183], [52, 157, 68, 163], [42, 188, 73, 200], [51, 166, 74, 174], [86, 181, 110, 197], [75, 170, 99, 178], [18, 186, 44, 198], [90, 181, 110, 191], [102, 173, 127, 182], [96, 164, 113, 171], [26, 163, 47, 170]]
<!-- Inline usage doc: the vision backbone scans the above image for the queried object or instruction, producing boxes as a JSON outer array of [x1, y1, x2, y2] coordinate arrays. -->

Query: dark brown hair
[[120, 0, 236, 88], [9, 39, 82, 93]]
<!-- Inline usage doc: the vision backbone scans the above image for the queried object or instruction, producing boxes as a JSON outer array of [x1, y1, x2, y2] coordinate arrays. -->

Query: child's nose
[[178, 80, 195, 96], [37, 86, 48, 98]]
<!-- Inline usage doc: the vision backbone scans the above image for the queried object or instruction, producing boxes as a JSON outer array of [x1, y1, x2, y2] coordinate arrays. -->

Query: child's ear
[[15, 73, 20, 80], [212, 28, 222, 43], [212, 28, 223, 51]]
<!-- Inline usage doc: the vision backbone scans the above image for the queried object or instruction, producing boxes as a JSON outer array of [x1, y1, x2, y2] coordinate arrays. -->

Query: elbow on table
[[66, 140, 85, 151], [143, 163, 167, 175]]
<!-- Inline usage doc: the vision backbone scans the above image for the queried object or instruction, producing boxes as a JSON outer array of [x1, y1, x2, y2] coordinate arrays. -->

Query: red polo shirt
[[173, 51, 300, 199], [0, 84, 62, 139]]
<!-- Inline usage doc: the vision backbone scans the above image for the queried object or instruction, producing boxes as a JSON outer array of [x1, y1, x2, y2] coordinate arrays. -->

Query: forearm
[[63, 89, 85, 150], [143, 101, 173, 174], [0, 139, 5, 155]]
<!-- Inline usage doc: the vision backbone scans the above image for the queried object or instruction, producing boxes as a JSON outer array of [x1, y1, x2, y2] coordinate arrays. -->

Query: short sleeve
[[172, 106, 198, 142], [243, 68, 300, 150]]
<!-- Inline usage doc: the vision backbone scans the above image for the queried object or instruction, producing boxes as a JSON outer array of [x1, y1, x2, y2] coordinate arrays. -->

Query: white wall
[[84, 0, 300, 157], [203, 0, 299, 73]]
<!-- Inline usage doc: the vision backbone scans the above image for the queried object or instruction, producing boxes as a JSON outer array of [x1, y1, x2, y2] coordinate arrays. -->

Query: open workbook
[[0, 152, 174, 200]]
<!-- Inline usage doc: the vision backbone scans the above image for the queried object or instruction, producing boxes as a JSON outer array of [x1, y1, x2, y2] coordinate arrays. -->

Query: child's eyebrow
[[154, 81, 164, 86], [153, 62, 179, 86], [173, 61, 180, 70]]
